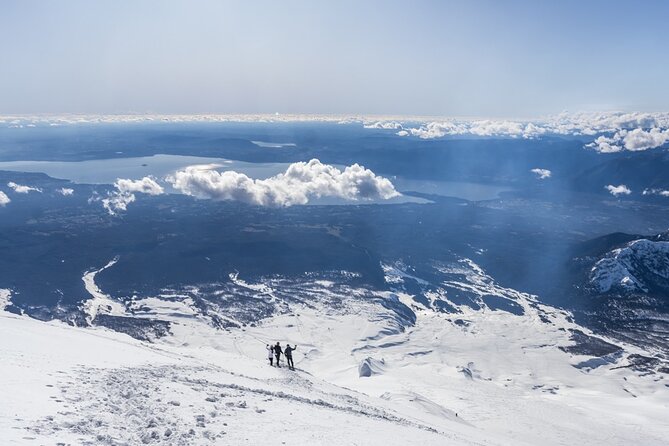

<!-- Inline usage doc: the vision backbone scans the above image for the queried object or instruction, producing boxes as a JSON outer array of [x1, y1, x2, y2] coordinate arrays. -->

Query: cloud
[[57, 187, 74, 196], [395, 120, 547, 140], [114, 177, 164, 196], [7, 181, 42, 193], [606, 184, 631, 196], [366, 111, 669, 153], [101, 193, 136, 215], [0, 191, 10, 206], [530, 168, 552, 179], [94, 176, 164, 215], [167, 159, 400, 207], [363, 121, 403, 130], [588, 128, 669, 153], [621, 128, 669, 151], [588, 135, 622, 153], [401, 121, 466, 139], [642, 188, 669, 197]]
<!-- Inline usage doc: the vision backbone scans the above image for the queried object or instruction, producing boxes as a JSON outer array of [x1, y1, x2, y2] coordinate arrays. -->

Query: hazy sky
[[2, 0, 668, 117]]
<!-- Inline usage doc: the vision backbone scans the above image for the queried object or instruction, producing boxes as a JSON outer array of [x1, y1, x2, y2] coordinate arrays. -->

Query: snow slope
[[0, 311, 497, 446], [2, 257, 669, 445]]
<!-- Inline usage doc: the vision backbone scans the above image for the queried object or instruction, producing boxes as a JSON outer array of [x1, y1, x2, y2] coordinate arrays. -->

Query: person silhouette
[[284, 344, 297, 370], [266, 344, 274, 366], [274, 342, 283, 367]]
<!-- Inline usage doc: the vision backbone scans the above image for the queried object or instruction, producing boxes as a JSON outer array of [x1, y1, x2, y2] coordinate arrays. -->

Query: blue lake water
[[394, 178, 512, 201], [0, 154, 508, 203], [0, 154, 290, 184]]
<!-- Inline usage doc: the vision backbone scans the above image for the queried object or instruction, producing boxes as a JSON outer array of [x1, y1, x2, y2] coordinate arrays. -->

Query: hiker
[[274, 342, 283, 367], [266, 344, 274, 366], [285, 344, 297, 370]]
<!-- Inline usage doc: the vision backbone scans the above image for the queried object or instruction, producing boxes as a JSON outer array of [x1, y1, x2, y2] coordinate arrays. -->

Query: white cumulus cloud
[[621, 128, 669, 151], [531, 168, 552, 179], [101, 193, 136, 215], [57, 187, 74, 196], [7, 181, 42, 193], [588, 134, 622, 153], [606, 184, 631, 196], [0, 191, 10, 206], [588, 128, 669, 153], [114, 177, 164, 196], [167, 159, 400, 207], [95, 176, 164, 215]]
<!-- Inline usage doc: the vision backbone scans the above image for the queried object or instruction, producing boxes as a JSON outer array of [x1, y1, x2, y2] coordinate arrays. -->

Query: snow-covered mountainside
[[574, 233, 669, 360], [2, 257, 668, 445], [590, 239, 669, 293]]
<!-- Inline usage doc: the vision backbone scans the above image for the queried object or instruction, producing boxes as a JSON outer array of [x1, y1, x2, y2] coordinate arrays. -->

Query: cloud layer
[[167, 159, 400, 207], [5, 112, 669, 154], [360, 111, 669, 154], [0, 191, 9, 206]]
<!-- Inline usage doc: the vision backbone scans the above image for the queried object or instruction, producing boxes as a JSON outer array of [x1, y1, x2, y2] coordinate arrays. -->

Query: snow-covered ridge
[[590, 239, 669, 293]]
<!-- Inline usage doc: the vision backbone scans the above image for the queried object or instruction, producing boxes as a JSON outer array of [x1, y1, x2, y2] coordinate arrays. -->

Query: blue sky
[[1, 0, 668, 116]]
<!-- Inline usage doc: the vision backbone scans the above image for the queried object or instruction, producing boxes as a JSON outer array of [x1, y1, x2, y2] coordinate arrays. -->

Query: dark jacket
[[285, 345, 296, 357], [274, 345, 283, 355]]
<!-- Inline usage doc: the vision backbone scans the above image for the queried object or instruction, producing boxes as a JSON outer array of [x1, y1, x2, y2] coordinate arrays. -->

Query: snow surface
[[2, 258, 669, 445], [81, 257, 126, 325], [0, 288, 12, 310]]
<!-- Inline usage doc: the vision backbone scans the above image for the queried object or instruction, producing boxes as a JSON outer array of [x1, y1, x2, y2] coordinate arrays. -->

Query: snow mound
[[359, 357, 386, 377]]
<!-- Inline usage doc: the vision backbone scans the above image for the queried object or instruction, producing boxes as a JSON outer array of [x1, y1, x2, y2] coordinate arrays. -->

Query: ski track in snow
[[27, 365, 450, 445]]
